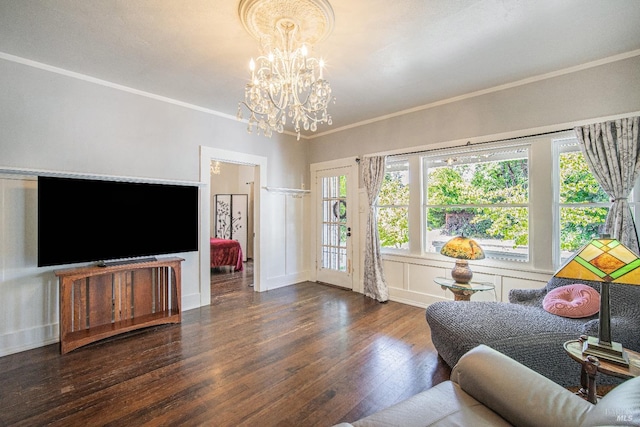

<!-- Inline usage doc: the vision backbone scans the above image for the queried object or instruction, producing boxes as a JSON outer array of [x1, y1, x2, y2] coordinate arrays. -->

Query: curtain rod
[[387, 128, 574, 159]]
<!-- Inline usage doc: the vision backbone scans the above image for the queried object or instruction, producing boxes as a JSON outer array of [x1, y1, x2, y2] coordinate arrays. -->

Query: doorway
[[199, 147, 267, 306], [210, 163, 255, 262], [210, 259, 255, 303], [210, 161, 256, 298]]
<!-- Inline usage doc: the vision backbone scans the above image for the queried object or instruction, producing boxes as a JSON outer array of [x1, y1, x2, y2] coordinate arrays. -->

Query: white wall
[[0, 55, 309, 356], [308, 55, 640, 163]]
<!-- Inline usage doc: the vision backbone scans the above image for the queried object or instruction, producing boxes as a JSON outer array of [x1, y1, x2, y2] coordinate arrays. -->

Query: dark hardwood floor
[[0, 262, 450, 426]]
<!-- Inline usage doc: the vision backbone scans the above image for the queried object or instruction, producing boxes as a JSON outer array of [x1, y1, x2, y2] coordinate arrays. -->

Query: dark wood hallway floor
[[0, 271, 449, 426]]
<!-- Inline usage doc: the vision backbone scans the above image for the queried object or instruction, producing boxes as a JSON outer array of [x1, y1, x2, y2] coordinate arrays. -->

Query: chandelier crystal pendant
[[210, 160, 221, 175], [237, 0, 335, 140]]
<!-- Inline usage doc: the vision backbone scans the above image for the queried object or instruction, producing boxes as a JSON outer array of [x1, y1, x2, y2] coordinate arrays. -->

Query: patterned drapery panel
[[362, 156, 389, 302], [575, 116, 640, 254]]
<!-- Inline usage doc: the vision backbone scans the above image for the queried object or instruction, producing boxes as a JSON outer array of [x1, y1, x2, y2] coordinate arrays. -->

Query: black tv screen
[[38, 176, 199, 267]]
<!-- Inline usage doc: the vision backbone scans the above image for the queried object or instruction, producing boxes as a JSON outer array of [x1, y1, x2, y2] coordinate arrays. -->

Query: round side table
[[563, 337, 640, 404], [434, 277, 495, 301]]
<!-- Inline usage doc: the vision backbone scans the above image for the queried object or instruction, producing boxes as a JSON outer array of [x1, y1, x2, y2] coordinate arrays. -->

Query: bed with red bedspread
[[210, 238, 243, 271]]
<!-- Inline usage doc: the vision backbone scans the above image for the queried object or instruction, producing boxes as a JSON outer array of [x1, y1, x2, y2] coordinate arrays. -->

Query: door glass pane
[[321, 175, 347, 271]]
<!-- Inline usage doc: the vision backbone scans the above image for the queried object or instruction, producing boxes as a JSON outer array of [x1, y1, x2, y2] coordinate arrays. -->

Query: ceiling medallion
[[237, 0, 336, 140]]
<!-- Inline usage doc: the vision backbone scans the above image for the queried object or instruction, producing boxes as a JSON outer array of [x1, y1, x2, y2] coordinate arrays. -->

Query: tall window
[[424, 145, 530, 261], [555, 139, 609, 263], [375, 128, 640, 271], [377, 158, 410, 250]]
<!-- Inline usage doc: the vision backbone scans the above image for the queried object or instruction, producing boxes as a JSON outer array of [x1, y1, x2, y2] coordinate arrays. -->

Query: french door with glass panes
[[316, 167, 353, 288]]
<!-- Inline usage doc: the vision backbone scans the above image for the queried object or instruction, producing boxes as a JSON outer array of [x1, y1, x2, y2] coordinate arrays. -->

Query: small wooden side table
[[434, 277, 495, 301], [563, 337, 640, 404]]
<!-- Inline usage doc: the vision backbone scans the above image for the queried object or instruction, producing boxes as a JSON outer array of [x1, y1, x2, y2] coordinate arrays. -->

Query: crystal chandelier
[[210, 160, 221, 175], [237, 0, 335, 140]]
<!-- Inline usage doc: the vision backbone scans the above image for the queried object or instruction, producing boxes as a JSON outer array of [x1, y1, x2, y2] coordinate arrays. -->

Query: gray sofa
[[425, 277, 640, 387], [335, 345, 640, 427]]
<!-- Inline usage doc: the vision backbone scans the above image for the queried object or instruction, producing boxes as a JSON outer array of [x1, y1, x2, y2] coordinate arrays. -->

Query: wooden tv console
[[55, 257, 183, 354]]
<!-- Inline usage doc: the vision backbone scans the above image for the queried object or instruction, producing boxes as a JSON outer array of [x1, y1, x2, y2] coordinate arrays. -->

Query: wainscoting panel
[[407, 263, 446, 295], [381, 259, 404, 289], [500, 276, 549, 302], [381, 253, 550, 308], [264, 190, 310, 290], [266, 192, 287, 282], [0, 177, 59, 356], [467, 272, 500, 302], [285, 193, 307, 276]]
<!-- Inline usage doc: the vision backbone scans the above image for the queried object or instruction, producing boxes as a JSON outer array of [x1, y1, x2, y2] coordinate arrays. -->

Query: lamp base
[[582, 336, 630, 367], [451, 260, 472, 284]]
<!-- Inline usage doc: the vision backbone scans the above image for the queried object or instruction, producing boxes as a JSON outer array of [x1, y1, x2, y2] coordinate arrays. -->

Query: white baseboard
[[0, 323, 59, 357], [388, 288, 446, 309], [265, 270, 310, 291], [0, 294, 204, 357], [182, 292, 202, 311]]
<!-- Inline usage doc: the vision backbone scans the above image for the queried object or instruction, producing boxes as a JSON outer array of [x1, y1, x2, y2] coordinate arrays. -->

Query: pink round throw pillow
[[543, 284, 600, 318]]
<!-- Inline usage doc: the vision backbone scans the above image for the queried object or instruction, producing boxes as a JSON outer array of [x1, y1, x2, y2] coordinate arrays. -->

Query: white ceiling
[[1, 0, 639, 138]]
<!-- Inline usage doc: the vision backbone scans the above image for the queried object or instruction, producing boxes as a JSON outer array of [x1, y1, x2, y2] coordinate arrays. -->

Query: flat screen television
[[38, 176, 199, 267]]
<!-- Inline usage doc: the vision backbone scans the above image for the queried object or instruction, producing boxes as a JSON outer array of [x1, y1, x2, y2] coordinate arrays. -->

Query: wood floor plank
[[0, 265, 449, 426]]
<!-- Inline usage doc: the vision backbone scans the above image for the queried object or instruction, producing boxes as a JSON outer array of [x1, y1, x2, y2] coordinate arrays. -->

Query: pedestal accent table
[[434, 277, 495, 301], [563, 335, 640, 404]]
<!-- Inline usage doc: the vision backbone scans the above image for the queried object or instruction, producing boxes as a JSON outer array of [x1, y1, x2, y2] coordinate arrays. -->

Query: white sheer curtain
[[574, 116, 640, 254], [362, 156, 389, 302]]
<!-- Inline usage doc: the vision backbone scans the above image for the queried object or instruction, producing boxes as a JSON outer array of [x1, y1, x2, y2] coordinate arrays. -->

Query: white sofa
[[334, 345, 640, 427]]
